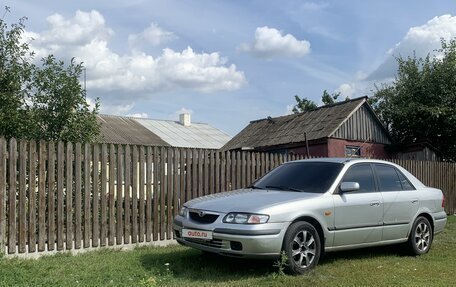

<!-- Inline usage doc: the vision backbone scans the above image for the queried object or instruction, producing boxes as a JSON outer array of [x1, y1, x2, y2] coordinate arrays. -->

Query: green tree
[[292, 95, 318, 113], [0, 12, 34, 139], [30, 56, 100, 142], [292, 90, 348, 114], [321, 89, 341, 105], [370, 39, 456, 160], [0, 8, 100, 142]]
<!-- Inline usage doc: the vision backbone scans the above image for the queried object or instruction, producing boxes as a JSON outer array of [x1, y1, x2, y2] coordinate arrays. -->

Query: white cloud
[[335, 83, 355, 98], [127, 113, 149, 118], [128, 23, 176, 48], [86, 97, 98, 111], [239, 26, 311, 59], [23, 10, 113, 50], [101, 103, 134, 115], [368, 14, 456, 80], [300, 2, 329, 11], [23, 10, 247, 115]]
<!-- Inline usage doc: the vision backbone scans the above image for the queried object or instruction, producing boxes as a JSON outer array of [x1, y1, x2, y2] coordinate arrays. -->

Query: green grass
[[1, 216, 455, 287]]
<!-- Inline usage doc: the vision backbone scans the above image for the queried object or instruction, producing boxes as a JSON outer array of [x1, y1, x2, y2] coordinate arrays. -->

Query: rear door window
[[374, 164, 402, 191], [396, 169, 415, 190]]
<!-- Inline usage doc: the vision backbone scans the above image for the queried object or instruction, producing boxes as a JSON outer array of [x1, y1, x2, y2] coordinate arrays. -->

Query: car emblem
[[198, 211, 206, 217]]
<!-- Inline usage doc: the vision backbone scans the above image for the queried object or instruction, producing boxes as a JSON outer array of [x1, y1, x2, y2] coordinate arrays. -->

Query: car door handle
[[411, 199, 419, 204], [370, 201, 380, 207]]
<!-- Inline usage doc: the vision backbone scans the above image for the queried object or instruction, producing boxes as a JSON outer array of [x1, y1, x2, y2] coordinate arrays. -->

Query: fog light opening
[[230, 241, 243, 251]]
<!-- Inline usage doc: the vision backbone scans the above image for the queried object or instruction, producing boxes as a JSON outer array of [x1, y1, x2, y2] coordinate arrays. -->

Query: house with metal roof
[[97, 113, 231, 149], [221, 97, 393, 158]]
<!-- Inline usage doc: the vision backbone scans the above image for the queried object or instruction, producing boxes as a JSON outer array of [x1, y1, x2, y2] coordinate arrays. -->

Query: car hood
[[184, 188, 322, 213]]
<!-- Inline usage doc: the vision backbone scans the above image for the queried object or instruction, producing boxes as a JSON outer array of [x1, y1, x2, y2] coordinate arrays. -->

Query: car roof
[[288, 157, 394, 165]]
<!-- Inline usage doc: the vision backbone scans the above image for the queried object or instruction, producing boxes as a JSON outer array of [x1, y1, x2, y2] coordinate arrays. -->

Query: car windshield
[[252, 162, 343, 193]]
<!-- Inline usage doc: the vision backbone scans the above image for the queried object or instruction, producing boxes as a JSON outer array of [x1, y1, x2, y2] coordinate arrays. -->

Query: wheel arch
[[416, 212, 434, 231], [287, 216, 326, 252], [409, 212, 434, 237]]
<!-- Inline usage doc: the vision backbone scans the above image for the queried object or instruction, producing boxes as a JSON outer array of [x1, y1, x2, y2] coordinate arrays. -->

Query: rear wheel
[[408, 216, 433, 255], [283, 221, 321, 274]]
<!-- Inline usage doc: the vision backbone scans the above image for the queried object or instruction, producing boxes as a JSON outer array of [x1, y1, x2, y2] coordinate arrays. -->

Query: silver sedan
[[173, 158, 447, 274]]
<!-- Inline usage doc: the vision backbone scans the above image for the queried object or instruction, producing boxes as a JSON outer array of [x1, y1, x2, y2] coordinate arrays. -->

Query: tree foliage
[[292, 90, 347, 114], [292, 95, 318, 113], [370, 39, 456, 160], [0, 8, 100, 142], [321, 89, 340, 105], [0, 13, 33, 139]]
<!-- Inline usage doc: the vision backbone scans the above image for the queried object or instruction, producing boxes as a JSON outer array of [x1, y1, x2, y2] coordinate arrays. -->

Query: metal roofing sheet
[[135, 118, 231, 149], [97, 115, 231, 149]]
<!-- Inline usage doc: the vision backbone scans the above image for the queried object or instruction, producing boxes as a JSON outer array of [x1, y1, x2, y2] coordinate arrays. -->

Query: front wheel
[[408, 216, 433, 255], [283, 221, 321, 274]]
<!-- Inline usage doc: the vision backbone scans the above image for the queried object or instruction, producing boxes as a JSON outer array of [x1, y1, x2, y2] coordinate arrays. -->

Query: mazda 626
[[173, 158, 447, 274]]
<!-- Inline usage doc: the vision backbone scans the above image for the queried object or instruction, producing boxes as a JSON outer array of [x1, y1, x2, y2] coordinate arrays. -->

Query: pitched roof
[[97, 115, 169, 146], [135, 118, 231, 149], [97, 115, 231, 149], [221, 97, 375, 151]]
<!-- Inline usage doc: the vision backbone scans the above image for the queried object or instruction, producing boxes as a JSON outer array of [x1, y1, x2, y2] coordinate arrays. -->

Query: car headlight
[[178, 206, 188, 217], [223, 213, 269, 224]]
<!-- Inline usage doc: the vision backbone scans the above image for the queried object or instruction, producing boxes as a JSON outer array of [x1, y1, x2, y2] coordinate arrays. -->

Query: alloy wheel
[[291, 230, 316, 268], [414, 222, 431, 252]]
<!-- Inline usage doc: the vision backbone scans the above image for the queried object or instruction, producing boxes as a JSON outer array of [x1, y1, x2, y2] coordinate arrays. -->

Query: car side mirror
[[340, 182, 360, 193]]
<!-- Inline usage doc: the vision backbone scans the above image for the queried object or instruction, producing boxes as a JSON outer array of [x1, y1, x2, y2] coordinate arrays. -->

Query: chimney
[[179, 113, 191, 126]]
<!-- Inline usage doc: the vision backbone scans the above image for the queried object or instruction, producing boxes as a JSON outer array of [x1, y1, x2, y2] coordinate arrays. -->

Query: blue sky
[[6, 0, 456, 135]]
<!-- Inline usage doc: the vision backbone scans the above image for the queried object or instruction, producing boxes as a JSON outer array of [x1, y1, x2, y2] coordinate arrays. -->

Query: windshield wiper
[[264, 185, 304, 192]]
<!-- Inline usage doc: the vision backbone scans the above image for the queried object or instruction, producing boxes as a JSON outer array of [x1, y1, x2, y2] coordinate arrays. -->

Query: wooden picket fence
[[0, 138, 304, 255], [0, 137, 454, 255]]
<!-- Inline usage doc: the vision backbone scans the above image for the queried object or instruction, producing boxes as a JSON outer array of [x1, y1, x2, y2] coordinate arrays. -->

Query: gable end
[[331, 103, 391, 144]]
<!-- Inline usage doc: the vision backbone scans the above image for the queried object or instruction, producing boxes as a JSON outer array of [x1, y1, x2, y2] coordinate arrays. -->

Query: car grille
[[185, 238, 223, 249], [189, 211, 219, 224]]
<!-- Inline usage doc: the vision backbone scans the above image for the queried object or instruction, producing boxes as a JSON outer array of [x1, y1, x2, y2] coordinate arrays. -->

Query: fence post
[[0, 138, 6, 254]]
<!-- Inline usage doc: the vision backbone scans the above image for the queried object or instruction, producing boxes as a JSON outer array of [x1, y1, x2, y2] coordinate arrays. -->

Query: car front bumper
[[173, 216, 288, 258]]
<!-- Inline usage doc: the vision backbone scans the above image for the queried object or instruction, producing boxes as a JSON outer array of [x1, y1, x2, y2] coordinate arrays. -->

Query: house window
[[345, 145, 361, 157]]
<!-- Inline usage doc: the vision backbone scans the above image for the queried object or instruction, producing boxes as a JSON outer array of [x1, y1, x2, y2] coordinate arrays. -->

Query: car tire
[[283, 221, 321, 274], [408, 216, 433, 255]]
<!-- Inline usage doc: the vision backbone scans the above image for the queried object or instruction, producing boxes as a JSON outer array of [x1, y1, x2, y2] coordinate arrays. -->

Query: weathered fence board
[[100, 144, 108, 247], [84, 144, 91, 248], [0, 138, 455, 256], [75, 143, 82, 249], [116, 145, 124, 245], [8, 138, 17, 254], [92, 144, 99, 247], [38, 141, 46, 251], [146, 146, 152, 242], [56, 141, 64, 251], [166, 148, 173, 240], [108, 144, 115, 246], [28, 141, 36, 253], [131, 146, 138, 243], [66, 143, 73, 250], [47, 141, 56, 252], [124, 145, 131, 244], [152, 146, 159, 241], [160, 147, 166, 241], [18, 140, 27, 253], [0, 138, 6, 253], [139, 146, 146, 242]]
